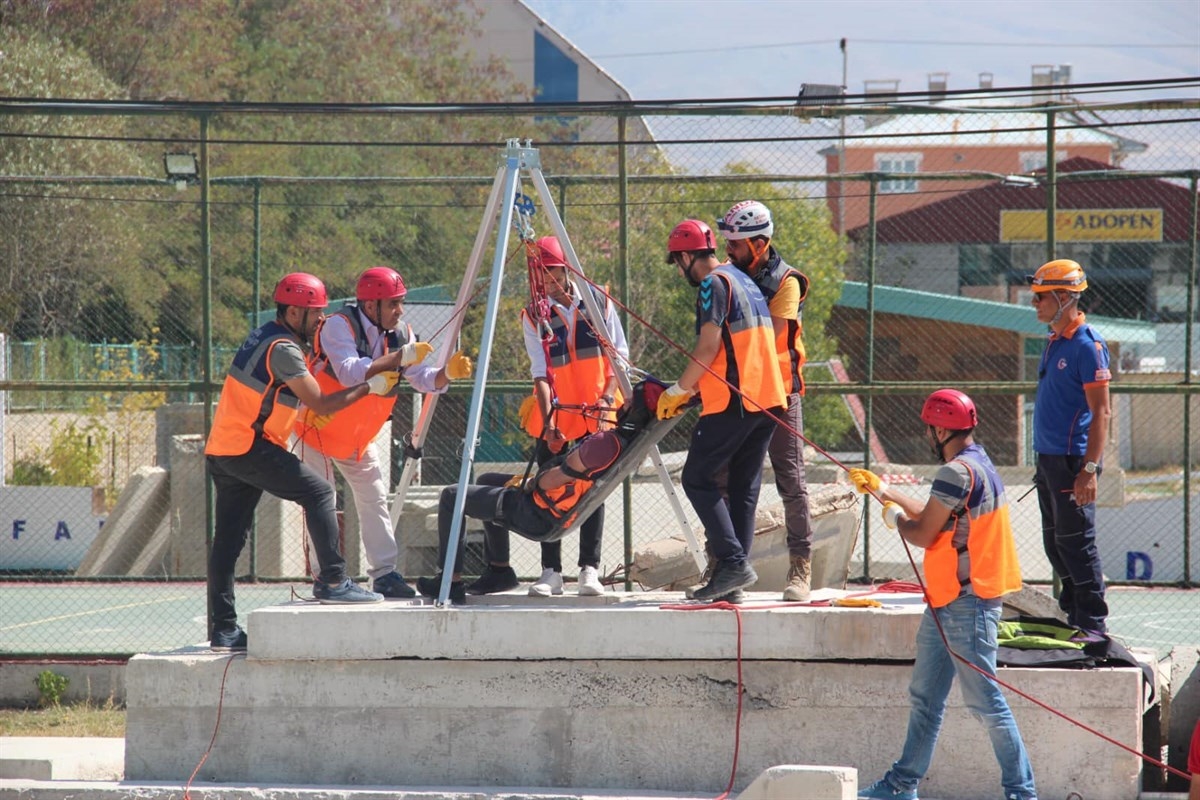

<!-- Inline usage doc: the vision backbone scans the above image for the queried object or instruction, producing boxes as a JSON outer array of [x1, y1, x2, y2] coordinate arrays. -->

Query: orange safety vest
[[532, 477, 594, 531], [520, 284, 622, 441], [755, 252, 809, 395], [295, 306, 413, 461], [205, 321, 304, 457], [923, 445, 1023, 608], [696, 265, 787, 416]]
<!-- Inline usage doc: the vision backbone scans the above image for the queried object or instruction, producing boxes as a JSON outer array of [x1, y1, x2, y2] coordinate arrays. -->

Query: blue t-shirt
[[1033, 316, 1111, 456]]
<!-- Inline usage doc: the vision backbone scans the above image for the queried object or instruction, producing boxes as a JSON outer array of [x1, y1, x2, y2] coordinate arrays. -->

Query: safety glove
[[656, 383, 694, 420], [881, 501, 906, 529], [400, 341, 434, 367], [848, 468, 888, 495], [366, 371, 401, 396], [446, 351, 473, 380]]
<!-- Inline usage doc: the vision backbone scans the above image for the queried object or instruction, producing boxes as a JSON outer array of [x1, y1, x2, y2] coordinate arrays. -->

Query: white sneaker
[[577, 565, 604, 596], [529, 568, 564, 597]]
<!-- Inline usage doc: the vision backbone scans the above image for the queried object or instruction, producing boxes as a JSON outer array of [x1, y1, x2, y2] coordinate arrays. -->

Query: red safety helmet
[[665, 219, 715, 263], [529, 236, 569, 270], [356, 266, 407, 301], [920, 389, 978, 431], [273, 272, 328, 308]]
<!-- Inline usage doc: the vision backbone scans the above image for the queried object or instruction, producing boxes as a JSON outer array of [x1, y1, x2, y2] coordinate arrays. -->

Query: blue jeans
[[883, 594, 1037, 799]]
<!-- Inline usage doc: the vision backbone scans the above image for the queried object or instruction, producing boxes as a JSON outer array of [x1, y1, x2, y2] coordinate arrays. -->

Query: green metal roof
[[836, 281, 1157, 344]]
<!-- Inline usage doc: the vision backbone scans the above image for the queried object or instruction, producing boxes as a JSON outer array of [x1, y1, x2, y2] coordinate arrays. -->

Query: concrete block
[[76, 466, 169, 577], [1166, 644, 1200, 788], [0, 737, 123, 780], [736, 765, 856, 800], [154, 403, 205, 471], [124, 647, 1145, 800]]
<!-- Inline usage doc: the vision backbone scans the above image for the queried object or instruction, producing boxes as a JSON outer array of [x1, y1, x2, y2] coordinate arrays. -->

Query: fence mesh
[[1, 99, 1196, 656]]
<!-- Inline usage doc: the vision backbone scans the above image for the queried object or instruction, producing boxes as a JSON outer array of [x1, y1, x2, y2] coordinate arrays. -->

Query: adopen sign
[[0, 486, 106, 570], [1000, 208, 1163, 242]]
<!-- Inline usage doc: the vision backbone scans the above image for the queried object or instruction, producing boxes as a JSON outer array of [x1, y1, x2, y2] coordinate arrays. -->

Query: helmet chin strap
[[282, 308, 314, 345], [1049, 292, 1078, 327], [747, 238, 770, 273], [928, 425, 967, 464]]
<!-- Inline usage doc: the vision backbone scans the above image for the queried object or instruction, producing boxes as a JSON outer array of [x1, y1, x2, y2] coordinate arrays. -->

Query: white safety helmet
[[717, 200, 773, 240]]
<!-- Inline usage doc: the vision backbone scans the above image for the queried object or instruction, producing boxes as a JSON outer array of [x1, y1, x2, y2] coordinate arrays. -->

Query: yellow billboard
[[1000, 209, 1163, 242]]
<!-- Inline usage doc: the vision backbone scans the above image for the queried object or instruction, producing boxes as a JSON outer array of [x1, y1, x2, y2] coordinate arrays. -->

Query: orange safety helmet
[[273, 272, 328, 308], [1026, 259, 1088, 293], [356, 266, 407, 301], [664, 219, 715, 263], [920, 389, 978, 431], [529, 236, 569, 270]]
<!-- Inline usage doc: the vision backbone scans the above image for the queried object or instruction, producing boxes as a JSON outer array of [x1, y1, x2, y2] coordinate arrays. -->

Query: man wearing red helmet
[[466, 236, 628, 598], [848, 390, 1035, 800], [719, 200, 816, 602], [295, 266, 472, 599], [204, 272, 395, 651], [1027, 258, 1111, 636], [659, 219, 786, 602]]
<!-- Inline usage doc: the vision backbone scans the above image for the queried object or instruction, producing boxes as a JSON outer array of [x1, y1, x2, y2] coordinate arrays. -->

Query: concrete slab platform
[[248, 588, 928, 661], [0, 737, 122, 781]]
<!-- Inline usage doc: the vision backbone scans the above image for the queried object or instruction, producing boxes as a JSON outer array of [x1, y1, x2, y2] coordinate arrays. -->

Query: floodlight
[[163, 152, 199, 190]]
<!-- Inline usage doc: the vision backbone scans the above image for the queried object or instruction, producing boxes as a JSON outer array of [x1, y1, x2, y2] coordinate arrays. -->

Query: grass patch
[[0, 697, 125, 737]]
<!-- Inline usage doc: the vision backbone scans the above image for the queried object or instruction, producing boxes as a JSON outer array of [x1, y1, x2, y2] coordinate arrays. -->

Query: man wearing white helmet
[[718, 200, 817, 602]]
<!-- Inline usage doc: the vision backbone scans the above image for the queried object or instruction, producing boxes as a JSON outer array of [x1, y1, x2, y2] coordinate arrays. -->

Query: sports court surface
[[1, 581, 1196, 658]]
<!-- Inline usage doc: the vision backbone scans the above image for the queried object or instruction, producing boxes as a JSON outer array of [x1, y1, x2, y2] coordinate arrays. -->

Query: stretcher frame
[[388, 139, 703, 605]]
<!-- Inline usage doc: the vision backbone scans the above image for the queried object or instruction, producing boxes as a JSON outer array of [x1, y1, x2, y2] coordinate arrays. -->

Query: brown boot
[[782, 556, 812, 602]]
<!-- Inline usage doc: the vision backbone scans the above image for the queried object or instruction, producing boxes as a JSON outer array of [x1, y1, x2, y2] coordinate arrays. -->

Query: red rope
[[183, 652, 243, 799]]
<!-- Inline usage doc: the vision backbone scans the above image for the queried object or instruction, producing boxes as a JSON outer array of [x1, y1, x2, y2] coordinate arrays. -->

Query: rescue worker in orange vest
[[467, 236, 629, 598], [204, 273, 396, 652], [294, 266, 472, 599], [849, 390, 1036, 800], [719, 200, 816, 602], [658, 219, 786, 603], [417, 429, 622, 603]]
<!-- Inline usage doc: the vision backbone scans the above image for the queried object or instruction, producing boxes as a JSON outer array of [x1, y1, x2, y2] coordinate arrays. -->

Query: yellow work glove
[[848, 468, 887, 495], [656, 382, 694, 421], [833, 597, 883, 608], [445, 351, 473, 380], [303, 409, 334, 430], [504, 474, 528, 490], [881, 501, 906, 530], [366, 371, 401, 396], [400, 341, 434, 367]]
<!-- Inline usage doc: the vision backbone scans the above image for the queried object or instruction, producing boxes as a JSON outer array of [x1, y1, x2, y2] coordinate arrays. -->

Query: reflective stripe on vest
[[924, 448, 1023, 608], [205, 321, 302, 456], [295, 306, 410, 461], [756, 255, 809, 395], [696, 265, 787, 416], [521, 284, 621, 441]]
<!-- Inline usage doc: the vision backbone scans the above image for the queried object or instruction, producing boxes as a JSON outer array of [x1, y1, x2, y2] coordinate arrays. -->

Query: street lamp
[[163, 152, 199, 190]]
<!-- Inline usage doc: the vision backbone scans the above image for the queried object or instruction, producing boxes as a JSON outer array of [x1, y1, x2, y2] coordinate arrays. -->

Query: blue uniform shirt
[[1033, 314, 1111, 456]]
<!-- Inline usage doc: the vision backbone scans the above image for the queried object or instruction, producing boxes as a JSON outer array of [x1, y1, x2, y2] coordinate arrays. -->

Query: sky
[[522, 0, 1200, 103]]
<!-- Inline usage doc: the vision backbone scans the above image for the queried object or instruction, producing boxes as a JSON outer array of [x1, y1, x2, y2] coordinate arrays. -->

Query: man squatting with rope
[[294, 266, 473, 599], [462, 235, 629, 598]]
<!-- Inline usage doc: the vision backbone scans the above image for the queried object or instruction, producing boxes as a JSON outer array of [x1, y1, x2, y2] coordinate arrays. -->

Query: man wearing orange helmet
[[658, 219, 786, 602], [466, 236, 628, 598], [848, 390, 1035, 800], [1027, 258, 1111, 636], [204, 273, 394, 651], [719, 200, 816, 602], [295, 266, 472, 599]]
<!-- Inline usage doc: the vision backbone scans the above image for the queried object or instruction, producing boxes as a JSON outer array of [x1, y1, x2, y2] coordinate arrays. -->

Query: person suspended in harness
[[417, 379, 669, 603], [466, 235, 630, 598]]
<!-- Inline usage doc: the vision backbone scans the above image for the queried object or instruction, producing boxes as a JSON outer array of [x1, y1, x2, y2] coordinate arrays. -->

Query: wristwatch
[[1082, 461, 1099, 474]]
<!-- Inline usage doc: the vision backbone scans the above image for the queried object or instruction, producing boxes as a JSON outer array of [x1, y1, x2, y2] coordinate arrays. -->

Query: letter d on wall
[[1126, 551, 1153, 581]]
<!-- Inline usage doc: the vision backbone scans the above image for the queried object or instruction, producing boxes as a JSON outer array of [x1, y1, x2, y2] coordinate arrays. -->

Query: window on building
[[959, 244, 1013, 287], [1019, 150, 1066, 173], [876, 153, 920, 194]]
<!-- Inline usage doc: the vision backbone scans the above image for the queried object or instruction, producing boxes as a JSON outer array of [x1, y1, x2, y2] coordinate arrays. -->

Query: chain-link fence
[[1, 97, 1196, 656]]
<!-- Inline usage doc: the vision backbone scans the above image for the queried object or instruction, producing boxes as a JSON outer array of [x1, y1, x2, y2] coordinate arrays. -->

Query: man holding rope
[[849, 389, 1036, 800], [658, 219, 785, 602]]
